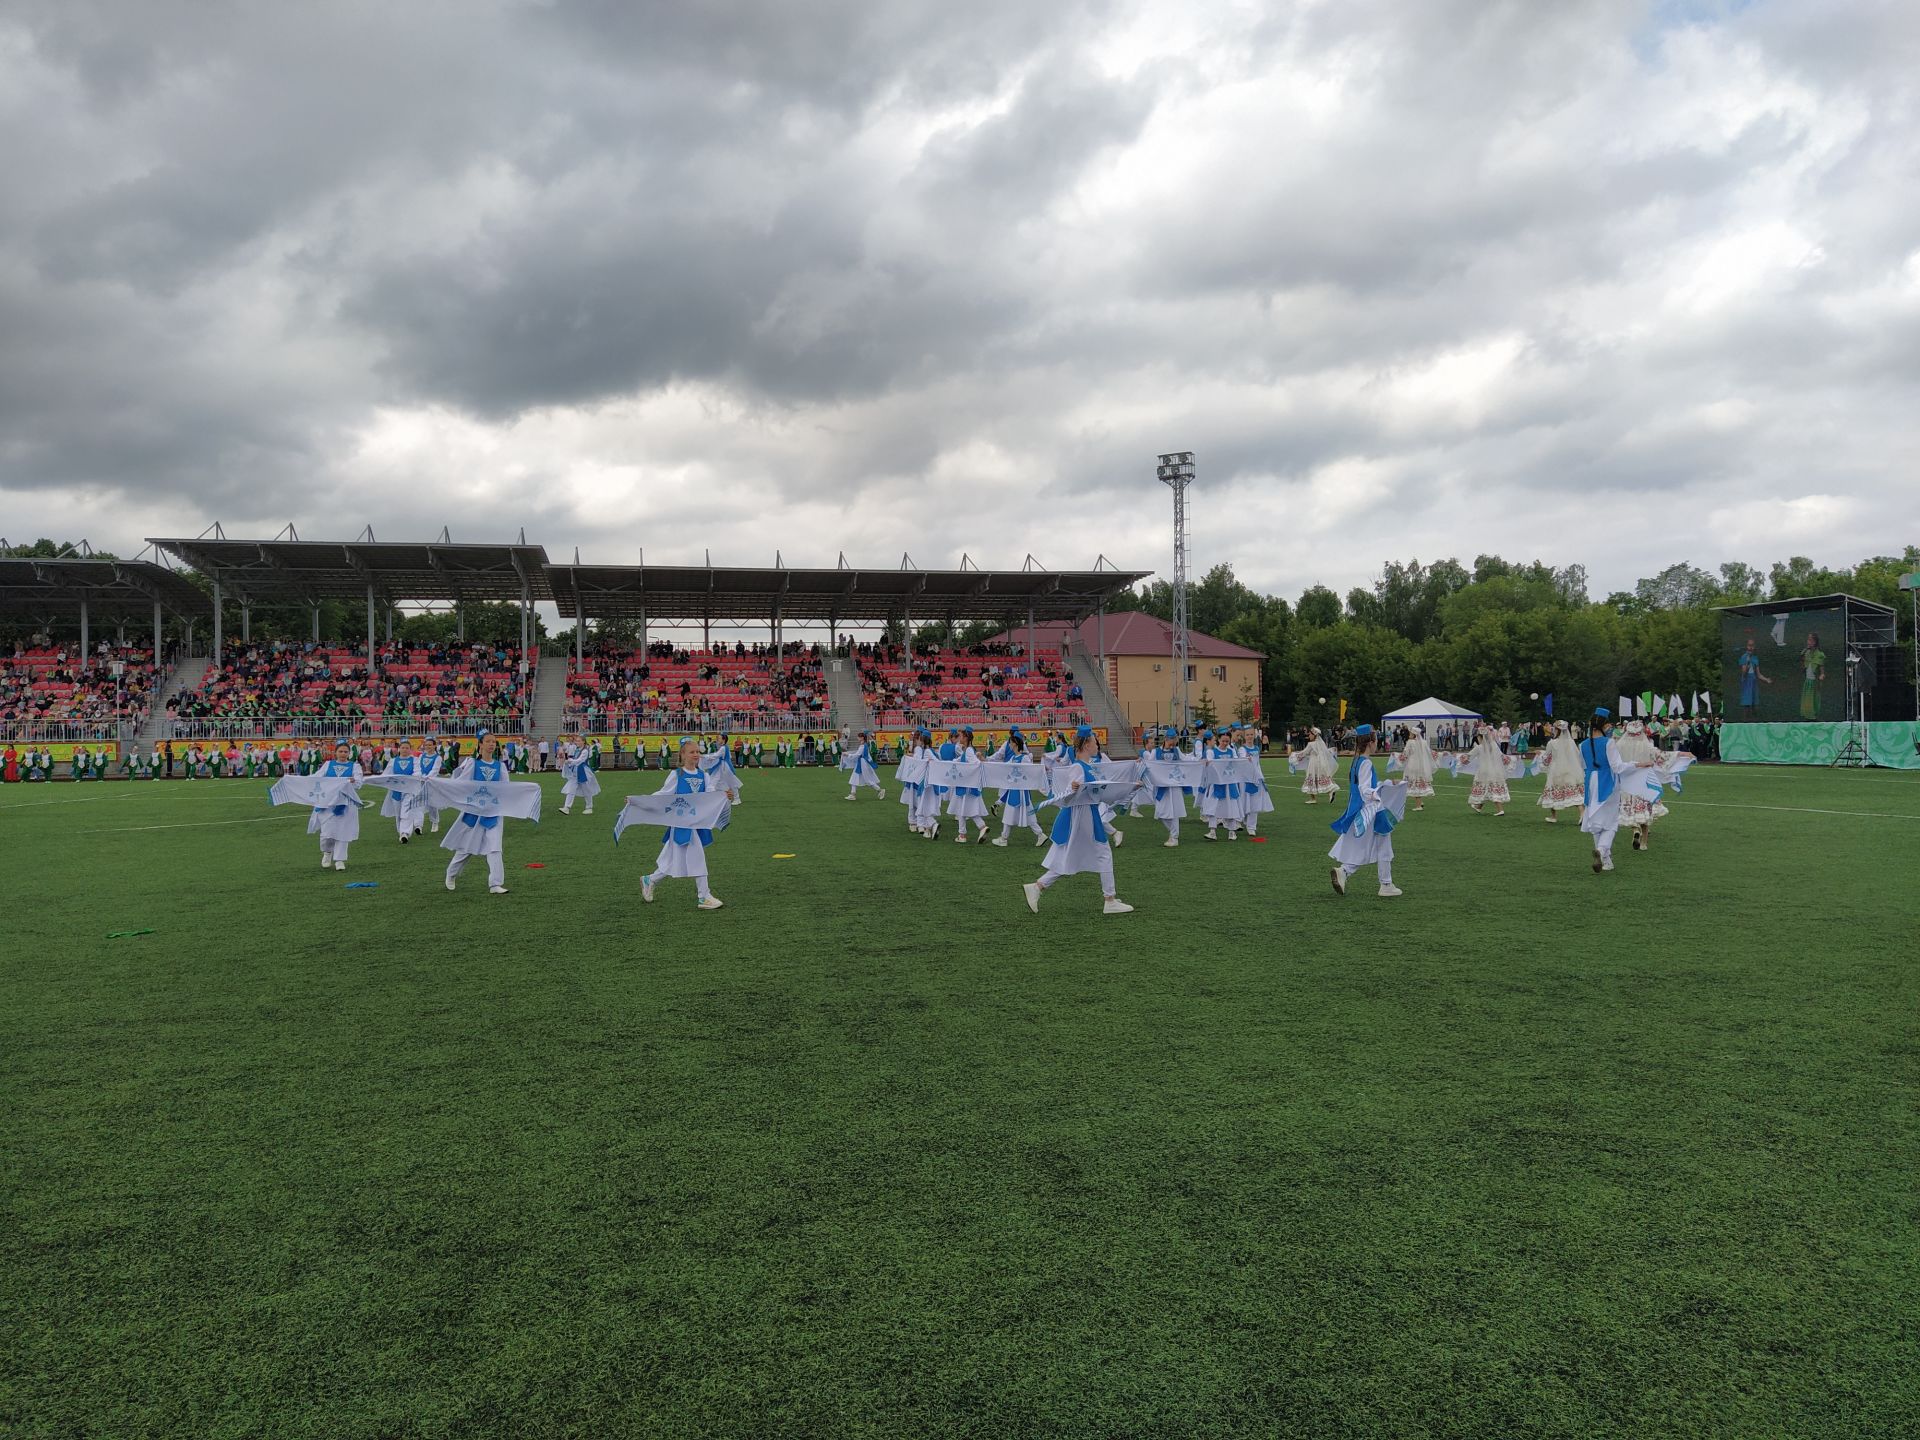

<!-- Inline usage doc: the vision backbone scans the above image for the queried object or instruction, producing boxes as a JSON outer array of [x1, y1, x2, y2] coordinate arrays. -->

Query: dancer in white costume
[[899, 726, 935, 836], [379, 737, 438, 842], [442, 732, 516, 894], [308, 739, 365, 871], [1328, 726, 1403, 898], [1233, 724, 1273, 836], [945, 725, 991, 843], [1614, 718, 1666, 850], [1466, 727, 1511, 815], [1293, 728, 1337, 803], [1399, 727, 1437, 810], [559, 734, 600, 815], [988, 729, 1048, 847], [641, 739, 726, 910], [1578, 709, 1654, 874], [1202, 730, 1245, 841], [1023, 727, 1133, 915], [843, 731, 885, 799], [1142, 731, 1189, 847], [1536, 721, 1584, 822]]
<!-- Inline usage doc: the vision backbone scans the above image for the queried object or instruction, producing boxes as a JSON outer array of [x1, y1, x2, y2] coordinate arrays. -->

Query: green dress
[[1799, 649, 1826, 719]]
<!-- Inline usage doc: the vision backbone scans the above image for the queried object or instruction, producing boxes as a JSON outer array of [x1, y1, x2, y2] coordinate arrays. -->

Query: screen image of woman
[[1799, 632, 1827, 719]]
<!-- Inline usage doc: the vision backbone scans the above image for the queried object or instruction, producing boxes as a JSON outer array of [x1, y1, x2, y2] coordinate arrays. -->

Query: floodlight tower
[[1156, 451, 1196, 729]]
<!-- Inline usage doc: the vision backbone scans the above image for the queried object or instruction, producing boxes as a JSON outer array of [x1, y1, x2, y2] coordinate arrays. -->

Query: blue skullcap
[[1354, 724, 1374, 737], [1076, 724, 1093, 739], [1594, 707, 1611, 719], [1009, 726, 1023, 736], [961, 725, 974, 735]]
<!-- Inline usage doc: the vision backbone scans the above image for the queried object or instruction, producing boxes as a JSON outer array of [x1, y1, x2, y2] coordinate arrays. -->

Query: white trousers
[[1003, 811, 1045, 838], [1038, 848, 1116, 898], [320, 838, 350, 864], [1339, 854, 1393, 885], [1163, 819, 1180, 841], [447, 849, 505, 888]]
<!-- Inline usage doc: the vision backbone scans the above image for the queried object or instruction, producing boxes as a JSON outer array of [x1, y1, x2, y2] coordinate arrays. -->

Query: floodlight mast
[[1156, 452, 1196, 730]]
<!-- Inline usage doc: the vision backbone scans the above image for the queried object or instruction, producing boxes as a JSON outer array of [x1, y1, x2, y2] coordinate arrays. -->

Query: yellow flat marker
[[771, 853, 797, 859]]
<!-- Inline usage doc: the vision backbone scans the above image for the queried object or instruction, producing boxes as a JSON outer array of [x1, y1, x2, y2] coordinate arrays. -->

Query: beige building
[[1007, 613, 1265, 732]]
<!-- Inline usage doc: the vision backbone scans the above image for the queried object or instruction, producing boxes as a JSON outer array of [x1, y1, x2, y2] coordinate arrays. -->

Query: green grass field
[[4, 760, 1918, 1438]]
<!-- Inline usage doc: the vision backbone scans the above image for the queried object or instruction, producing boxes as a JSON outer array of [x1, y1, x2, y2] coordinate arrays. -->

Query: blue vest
[[1579, 737, 1616, 806], [1048, 760, 1107, 846], [321, 759, 356, 814], [462, 757, 506, 829], [663, 767, 713, 847], [1329, 756, 1394, 836]]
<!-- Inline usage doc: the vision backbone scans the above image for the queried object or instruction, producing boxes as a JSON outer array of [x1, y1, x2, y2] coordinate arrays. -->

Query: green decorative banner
[[1721, 722, 1920, 769]]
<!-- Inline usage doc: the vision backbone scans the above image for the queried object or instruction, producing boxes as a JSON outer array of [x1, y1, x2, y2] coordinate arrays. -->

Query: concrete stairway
[[1062, 640, 1136, 757], [825, 656, 873, 733], [134, 657, 209, 745], [528, 656, 569, 742]]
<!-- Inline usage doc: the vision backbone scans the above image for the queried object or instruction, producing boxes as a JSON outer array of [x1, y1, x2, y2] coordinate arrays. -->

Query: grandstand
[[1, 538, 1150, 753]]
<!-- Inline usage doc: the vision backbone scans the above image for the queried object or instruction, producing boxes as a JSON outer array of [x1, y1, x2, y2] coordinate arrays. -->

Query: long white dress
[[1579, 735, 1635, 858], [1296, 738, 1337, 798], [1400, 735, 1436, 798], [1537, 732, 1584, 812], [1237, 743, 1275, 817], [1147, 746, 1188, 822], [946, 744, 988, 823], [992, 746, 1045, 832], [1615, 726, 1666, 824], [651, 767, 716, 879], [1467, 734, 1511, 807]]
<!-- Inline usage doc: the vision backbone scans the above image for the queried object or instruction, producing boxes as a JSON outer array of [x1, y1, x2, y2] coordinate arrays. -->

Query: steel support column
[[366, 584, 376, 669], [153, 601, 163, 668], [213, 580, 224, 667], [79, 597, 89, 663]]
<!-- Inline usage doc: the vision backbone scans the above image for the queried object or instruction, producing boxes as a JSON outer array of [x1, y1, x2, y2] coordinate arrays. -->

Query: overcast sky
[[3, 0, 1915, 607]]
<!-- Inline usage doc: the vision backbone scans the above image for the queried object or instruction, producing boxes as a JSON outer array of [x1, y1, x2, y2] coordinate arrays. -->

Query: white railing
[[0, 719, 137, 744], [161, 714, 527, 741], [561, 709, 833, 735]]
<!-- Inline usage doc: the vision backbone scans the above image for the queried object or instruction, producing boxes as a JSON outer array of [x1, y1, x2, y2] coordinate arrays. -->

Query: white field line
[[1681, 800, 1920, 821], [83, 816, 297, 833]]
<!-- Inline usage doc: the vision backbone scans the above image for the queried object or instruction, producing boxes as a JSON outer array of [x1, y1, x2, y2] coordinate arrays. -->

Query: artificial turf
[[3, 760, 1917, 1438]]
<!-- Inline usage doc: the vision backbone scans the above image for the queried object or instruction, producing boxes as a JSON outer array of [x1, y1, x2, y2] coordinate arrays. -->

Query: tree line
[[1107, 549, 1919, 727]]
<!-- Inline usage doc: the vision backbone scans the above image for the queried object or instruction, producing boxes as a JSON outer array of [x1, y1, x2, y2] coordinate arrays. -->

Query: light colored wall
[[1108, 654, 1261, 729]]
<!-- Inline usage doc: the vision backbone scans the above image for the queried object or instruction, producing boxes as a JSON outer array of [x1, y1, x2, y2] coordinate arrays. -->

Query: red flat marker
[[524, 862, 547, 869], [1248, 836, 1269, 844]]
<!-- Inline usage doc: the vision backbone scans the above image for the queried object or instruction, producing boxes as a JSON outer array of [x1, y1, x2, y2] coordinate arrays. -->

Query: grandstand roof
[[140, 537, 1148, 623], [0, 556, 212, 619], [148, 537, 555, 606], [547, 562, 1150, 623]]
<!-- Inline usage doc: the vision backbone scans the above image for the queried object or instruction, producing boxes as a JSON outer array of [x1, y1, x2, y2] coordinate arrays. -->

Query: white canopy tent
[[1380, 697, 1482, 724]]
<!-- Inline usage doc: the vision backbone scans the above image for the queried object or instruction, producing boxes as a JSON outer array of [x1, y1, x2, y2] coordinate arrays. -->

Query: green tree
[[1191, 688, 1219, 729]]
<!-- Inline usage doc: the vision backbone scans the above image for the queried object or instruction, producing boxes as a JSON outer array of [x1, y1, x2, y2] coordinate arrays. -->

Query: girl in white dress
[[1400, 728, 1436, 810], [988, 730, 1048, 847], [1536, 721, 1584, 822], [1615, 719, 1666, 849], [1328, 726, 1400, 897], [1294, 728, 1337, 803], [1466, 728, 1510, 815], [559, 734, 600, 815], [1234, 725, 1273, 836], [1023, 729, 1132, 915], [641, 738, 725, 910], [946, 725, 990, 843], [442, 731, 514, 894], [309, 739, 364, 871]]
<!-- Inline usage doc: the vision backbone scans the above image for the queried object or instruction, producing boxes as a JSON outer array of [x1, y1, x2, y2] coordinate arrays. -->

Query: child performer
[[946, 725, 990, 844], [1233, 724, 1273, 837], [310, 739, 365, 871], [1399, 726, 1437, 811], [843, 730, 885, 800], [1023, 727, 1133, 915], [1578, 709, 1653, 874], [1614, 718, 1666, 850], [1466, 726, 1511, 816], [1535, 721, 1584, 823], [379, 737, 433, 843], [988, 728, 1047, 847], [640, 738, 726, 910], [1204, 729, 1245, 841], [1329, 725, 1403, 898], [702, 731, 744, 804], [1144, 730, 1190, 847], [559, 733, 600, 816], [900, 726, 935, 837], [442, 731, 515, 894], [1294, 728, 1337, 804]]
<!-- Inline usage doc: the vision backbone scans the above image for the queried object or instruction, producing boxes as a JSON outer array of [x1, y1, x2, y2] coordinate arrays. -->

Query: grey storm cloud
[[1, 0, 1914, 599]]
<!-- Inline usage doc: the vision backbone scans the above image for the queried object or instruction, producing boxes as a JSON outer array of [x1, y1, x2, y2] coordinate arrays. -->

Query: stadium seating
[[167, 642, 532, 730], [856, 644, 1088, 729], [0, 645, 161, 728], [565, 644, 829, 731]]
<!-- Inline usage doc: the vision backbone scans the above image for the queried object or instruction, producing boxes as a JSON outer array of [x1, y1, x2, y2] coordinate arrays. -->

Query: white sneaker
[[876, 789, 885, 800], [1378, 884, 1403, 898], [334, 860, 346, 871], [1022, 882, 1041, 914], [1110, 829, 1124, 847], [1163, 839, 1179, 848], [1034, 832, 1047, 846], [445, 874, 457, 891], [955, 832, 970, 843], [321, 855, 332, 869], [1102, 898, 1134, 915], [1601, 858, 1614, 873], [430, 818, 439, 832], [1330, 867, 1347, 895], [642, 877, 655, 903], [928, 823, 939, 840], [697, 896, 724, 910], [1225, 830, 1237, 840], [489, 885, 509, 895], [991, 836, 1008, 847], [845, 794, 856, 801], [399, 834, 409, 845], [584, 806, 593, 815], [1205, 830, 1217, 841]]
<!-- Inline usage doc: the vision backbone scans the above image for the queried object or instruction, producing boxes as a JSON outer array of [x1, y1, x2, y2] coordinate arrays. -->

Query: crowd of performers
[[261, 729, 747, 908], [838, 708, 1695, 912]]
